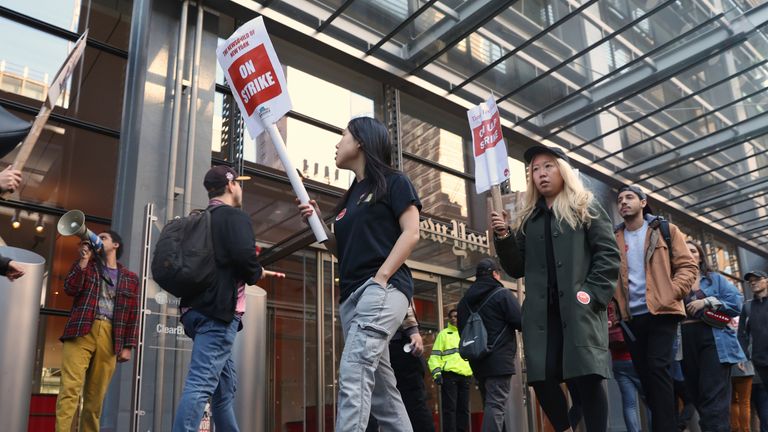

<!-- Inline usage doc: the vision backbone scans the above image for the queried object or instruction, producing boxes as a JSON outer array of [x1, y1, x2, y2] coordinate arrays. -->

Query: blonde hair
[[511, 158, 598, 233]]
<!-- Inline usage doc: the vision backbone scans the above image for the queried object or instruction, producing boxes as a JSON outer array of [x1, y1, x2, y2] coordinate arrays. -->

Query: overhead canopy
[[240, 0, 768, 251]]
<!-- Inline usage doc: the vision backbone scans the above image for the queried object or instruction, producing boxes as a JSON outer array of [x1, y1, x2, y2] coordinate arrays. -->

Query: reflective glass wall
[[0, 1, 128, 427]]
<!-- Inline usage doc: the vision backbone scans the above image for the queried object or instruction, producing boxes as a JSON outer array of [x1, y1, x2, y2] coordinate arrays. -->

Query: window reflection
[[0, 109, 118, 218], [0, 19, 127, 129], [0, 17, 71, 106], [33, 314, 69, 394], [240, 174, 340, 245], [405, 158, 468, 220], [1, 0, 132, 50], [242, 117, 355, 189], [287, 67, 375, 129]]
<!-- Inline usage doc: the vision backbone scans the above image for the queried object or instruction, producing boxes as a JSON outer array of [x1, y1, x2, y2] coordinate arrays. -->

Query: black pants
[[680, 321, 731, 432], [531, 302, 607, 432], [367, 338, 435, 432], [673, 376, 694, 430], [532, 375, 607, 432], [441, 372, 470, 432], [624, 313, 680, 432]]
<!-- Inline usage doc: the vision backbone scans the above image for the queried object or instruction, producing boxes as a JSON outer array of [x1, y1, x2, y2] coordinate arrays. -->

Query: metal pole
[[316, 252, 325, 432], [166, 0, 189, 220], [233, 285, 268, 431], [131, 203, 156, 432], [0, 247, 46, 432], [183, 0, 204, 215]]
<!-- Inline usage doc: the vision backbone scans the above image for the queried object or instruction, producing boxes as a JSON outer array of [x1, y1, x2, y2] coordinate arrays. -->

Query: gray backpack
[[459, 287, 507, 361]]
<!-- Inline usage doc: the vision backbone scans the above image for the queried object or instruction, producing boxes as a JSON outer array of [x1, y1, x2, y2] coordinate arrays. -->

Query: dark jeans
[[624, 313, 680, 432], [367, 337, 435, 432], [441, 372, 470, 432], [752, 381, 768, 432], [681, 322, 732, 432]]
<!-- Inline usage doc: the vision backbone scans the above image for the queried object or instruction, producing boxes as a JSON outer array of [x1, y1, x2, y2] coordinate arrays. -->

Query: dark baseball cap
[[745, 270, 768, 281], [203, 165, 251, 191], [618, 184, 653, 215], [523, 145, 570, 164], [476, 258, 501, 278]]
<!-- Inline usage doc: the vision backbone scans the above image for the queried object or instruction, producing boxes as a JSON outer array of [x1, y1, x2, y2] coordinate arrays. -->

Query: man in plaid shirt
[[55, 230, 139, 432]]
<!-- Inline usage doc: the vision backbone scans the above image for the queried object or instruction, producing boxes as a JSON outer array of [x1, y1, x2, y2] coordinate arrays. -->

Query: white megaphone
[[57, 209, 103, 250]]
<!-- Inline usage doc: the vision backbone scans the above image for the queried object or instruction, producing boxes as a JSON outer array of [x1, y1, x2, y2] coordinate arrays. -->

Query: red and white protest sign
[[468, 96, 510, 194], [217, 17, 327, 243], [216, 16, 291, 139]]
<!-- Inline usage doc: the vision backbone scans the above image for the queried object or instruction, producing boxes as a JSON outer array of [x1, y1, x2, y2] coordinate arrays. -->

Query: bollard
[[0, 246, 46, 432], [233, 285, 267, 432]]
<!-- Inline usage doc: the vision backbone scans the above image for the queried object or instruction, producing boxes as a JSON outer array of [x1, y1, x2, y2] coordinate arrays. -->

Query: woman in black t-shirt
[[298, 117, 421, 432]]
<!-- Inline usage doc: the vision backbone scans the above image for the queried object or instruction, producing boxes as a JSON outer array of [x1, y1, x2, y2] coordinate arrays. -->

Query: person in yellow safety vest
[[428, 308, 473, 432]]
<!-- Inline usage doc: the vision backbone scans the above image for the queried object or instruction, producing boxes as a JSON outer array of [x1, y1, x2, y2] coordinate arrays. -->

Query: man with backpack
[[457, 258, 522, 432], [613, 185, 698, 432], [171, 165, 277, 432]]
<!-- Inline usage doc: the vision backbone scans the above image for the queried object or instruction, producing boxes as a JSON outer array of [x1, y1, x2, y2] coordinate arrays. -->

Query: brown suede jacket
[[613, 215, 698, 320]]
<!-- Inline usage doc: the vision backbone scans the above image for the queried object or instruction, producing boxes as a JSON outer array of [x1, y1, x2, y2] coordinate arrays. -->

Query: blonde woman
[[490, 145, 620, 432]]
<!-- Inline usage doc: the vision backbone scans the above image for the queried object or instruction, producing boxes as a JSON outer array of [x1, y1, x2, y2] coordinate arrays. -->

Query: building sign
[[419, 218, 490, 257]]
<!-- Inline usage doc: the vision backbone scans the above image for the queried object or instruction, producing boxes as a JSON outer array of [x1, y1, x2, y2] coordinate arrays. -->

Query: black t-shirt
[[333, 172, 422, 303]]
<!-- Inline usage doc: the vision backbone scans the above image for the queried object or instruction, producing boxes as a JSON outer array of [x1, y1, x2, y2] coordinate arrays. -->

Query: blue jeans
[[337, 279, 411, 432], [613, 359, 645, 432], [172, 309, 240, 432]]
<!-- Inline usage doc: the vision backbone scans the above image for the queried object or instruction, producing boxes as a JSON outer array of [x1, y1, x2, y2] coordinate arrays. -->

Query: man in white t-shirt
[[612, 185, 697, 432]]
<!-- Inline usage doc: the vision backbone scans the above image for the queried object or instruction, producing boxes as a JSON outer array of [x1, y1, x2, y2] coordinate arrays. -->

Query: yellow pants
[[55, 319, 116, 432]]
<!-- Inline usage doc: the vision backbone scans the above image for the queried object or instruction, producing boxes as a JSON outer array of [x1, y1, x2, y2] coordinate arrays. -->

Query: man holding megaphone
[[55, 228, 139, 432]]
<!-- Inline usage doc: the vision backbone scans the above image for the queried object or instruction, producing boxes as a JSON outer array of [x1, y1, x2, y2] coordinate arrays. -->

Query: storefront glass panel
[[0, 109, 119, 218]]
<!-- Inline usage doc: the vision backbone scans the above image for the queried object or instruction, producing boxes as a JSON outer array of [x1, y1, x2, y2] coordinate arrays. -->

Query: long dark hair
[[334, 117, 395, 213], [688, 241, 713, 283]]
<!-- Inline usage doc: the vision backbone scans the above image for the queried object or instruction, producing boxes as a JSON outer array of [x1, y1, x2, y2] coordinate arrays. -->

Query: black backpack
[[151, 206, 221, 298], [459, 287, 506, 361]]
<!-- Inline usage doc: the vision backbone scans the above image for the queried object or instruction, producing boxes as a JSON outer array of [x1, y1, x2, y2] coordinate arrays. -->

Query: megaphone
[[57, 209, 103, 250]]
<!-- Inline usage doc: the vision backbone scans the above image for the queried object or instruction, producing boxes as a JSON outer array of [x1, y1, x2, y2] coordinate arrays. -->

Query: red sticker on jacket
[[336, 208, 347, 221], [576, 291, 591, 305]]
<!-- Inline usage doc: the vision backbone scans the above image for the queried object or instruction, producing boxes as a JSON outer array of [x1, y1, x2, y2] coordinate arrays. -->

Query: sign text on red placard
[[227, 44, 282, 115]]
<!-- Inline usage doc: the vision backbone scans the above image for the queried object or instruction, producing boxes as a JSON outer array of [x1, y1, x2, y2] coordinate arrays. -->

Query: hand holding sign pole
[[217, 17, 327, 243], [468, 96, 510, 214]]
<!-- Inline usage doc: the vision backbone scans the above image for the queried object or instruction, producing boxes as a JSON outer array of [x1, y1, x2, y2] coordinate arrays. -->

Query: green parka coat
[[494, 200, 620, 383]]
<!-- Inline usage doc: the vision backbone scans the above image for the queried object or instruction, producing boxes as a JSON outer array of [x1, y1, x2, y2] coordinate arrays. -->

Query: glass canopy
[[254, 0, 768, 250]]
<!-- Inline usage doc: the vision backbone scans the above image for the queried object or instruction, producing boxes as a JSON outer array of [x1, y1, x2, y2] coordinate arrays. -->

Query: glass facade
[[0, 0, 766, 431]]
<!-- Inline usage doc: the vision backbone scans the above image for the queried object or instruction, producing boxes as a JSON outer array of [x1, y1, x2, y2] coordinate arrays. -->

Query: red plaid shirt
[[60, 259, 140, 354]]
